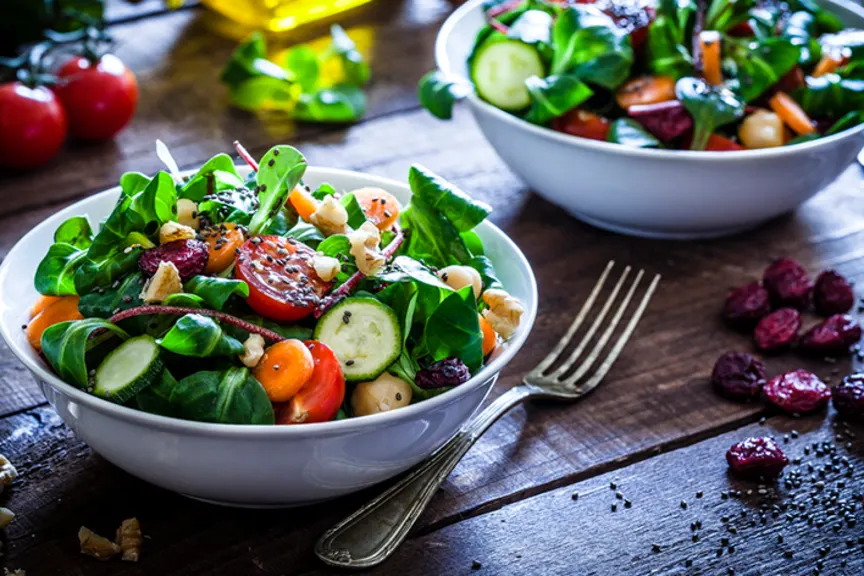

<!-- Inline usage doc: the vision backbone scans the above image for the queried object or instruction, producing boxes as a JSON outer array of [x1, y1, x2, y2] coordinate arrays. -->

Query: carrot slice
[[700, 31, 723, 86], [352, 187, 401, 231], [479, 314, 497, 357], [769, 91, 816, 135], [30, 295, 63, 318], [615, 76, 677, 109], [203, 223, 245, 274], [26, 296, 83, 351], [812, 54, 844, 78], [253, 339, 315, 402], [288, 186, 319, 222]]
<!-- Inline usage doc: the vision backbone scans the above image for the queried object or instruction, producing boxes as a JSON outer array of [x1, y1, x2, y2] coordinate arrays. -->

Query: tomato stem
[[233, 140, 259, 172], [108, 306, 287, 342], [314, 228, 405, 318]]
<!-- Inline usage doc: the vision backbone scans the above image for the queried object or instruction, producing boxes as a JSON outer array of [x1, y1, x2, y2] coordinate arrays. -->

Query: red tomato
[[0, 82, 67, 170], [54, 54, 138, 141], [235, 235, 332, 322], [552, 109, 611, 141], [705, 134, 745, 151], [277, 341, 345, 424]]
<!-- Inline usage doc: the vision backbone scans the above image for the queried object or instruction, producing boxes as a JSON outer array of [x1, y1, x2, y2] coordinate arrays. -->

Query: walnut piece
[[79, 526, 121, 560], [312, 254, 341, 282], [349, 222, 385, 276], [239, 334, 265, 368], [4, 568, 26, 576], [116, 517, 143, 562], [309, 195, 349, 237], [0, 507, 14, 529], [0, 454, 17, 495], [140, 261, 183, 304], [482, 289, 524, 339], [159, 221, 197, 244]]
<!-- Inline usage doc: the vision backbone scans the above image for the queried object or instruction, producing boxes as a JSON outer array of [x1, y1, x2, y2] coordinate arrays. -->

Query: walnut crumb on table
[[79, 526, 121, 560], [116, 517, 143, 562]]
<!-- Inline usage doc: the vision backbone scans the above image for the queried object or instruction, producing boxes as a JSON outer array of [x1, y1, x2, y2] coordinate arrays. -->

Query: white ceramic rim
[[0, 166, 538, 438], [435, 0, 864, 160]]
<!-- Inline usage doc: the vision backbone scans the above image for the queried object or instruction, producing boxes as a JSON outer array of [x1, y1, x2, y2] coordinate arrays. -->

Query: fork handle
[[315, 385, 534, 569]]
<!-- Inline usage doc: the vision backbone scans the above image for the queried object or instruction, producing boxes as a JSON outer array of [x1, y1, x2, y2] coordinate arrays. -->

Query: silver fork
[[315, 261, 661, 569]]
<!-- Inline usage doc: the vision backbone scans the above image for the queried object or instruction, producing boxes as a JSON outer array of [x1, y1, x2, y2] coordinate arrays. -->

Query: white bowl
[[0, 166, 537, 507], [436, 0, 864, 239]]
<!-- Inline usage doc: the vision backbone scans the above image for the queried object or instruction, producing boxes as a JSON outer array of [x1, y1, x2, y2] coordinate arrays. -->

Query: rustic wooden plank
[[0, 0, 452, 216], [326, 411, 864, 576]]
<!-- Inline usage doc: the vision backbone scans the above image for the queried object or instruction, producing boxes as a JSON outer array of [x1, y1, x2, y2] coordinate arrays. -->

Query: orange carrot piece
[[769, 91, 816, 135], [26, 296, 83, 351], [615, 76, 677, 109], [30, 295, 63, 318], [352, 187, 401, 231], [812, 54, 844, 78], [479, 314, 497, 357], [700, 31, 723, 86], [288, 186, 319, 222], [253, 339, 315, 402]]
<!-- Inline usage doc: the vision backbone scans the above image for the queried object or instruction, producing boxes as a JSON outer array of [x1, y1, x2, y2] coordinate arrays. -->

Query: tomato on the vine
[[54, 54, 138, 141], [0, 82, 67, 170], [235, 235, 332, 322]]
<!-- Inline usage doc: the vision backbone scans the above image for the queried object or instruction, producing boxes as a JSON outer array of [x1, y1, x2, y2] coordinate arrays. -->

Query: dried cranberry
[[711, 351, 767, 401], [415, 358, 471, 389], [763, 369, 831, 413], [799, 314, 862, 356], [753, 308, 800, 352], [723, 283, 772, 329], [726, 437, 789, 479], [762, 257, 813, 309], [139, 239, 208, 281], [813, 270, 854, 316], [832, 373, 864, 420]]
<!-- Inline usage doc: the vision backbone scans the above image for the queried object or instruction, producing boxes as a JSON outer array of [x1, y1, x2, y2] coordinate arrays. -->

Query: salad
[[26, 142, 524, 425], [420, 0, 864, 151]]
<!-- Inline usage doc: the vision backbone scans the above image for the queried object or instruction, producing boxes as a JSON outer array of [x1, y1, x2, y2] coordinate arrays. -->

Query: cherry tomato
[[552, 109, 611, 141], [0, 82, 67, 170], [277, 341, 346, 424], [54, 54, 138, 141], [705, 134, 745, 151], [235, 235, 332, 322]]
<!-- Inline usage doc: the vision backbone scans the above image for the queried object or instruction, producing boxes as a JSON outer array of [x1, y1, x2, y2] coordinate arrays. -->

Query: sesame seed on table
[[0, 1, 863, 575]]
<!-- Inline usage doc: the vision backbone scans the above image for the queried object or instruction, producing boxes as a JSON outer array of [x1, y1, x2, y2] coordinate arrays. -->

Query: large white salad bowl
[[0, 166, 538, 507], [436, 0, 864, 239]]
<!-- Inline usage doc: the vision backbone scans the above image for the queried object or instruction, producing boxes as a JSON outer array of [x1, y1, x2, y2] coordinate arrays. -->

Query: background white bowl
[[436, 0, 864, 239], [0, 166, 537, 507]]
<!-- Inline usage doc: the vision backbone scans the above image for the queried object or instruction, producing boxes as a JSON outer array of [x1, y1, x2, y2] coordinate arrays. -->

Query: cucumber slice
[[314, 297, 401, 381], [471, 39, 545, 111], [93, 335, 164, 404]]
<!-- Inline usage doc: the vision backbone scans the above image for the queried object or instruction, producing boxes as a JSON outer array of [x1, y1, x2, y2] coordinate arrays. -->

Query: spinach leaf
[[169, 367, 274, 425], [418, 70, 473, 120], [135, 368, 179, 418], [423, 287, 484, 372], [248, 145, 308, 236], [676, 77, 745, 150], [223, 316, 313, 342], [793, 74, 864, 118], [157, 314, 245, 358], [179, 153, 244, 203], [787, 0, 843, 34], [220, 32, 292, 87], [78, 272, 146, 318], [328, 24, 371, 86], [162, 293, 205, 308], [53, 216, 93, 249], [41, 319, 129, 388], [285, 221, 325, 246], [283, 45, 320, 92], [461, 230, 485, 257], [313, 183, 337, 200], [35, 243, 89, 296], [551, 6, 634, 90], [399, 198, 472, 268], [339, 192, 368, 229], [647, 15, 693, 79], [378, 256, 453, 324], [408, 165, 491, 233], [197, 187, 258, 225], [781, 11, 820, 65], [786, 133, 822, 145], [706, 0, 756, 32], [523, 74, 593, 125], [317, 235, 356, 284], [184, 276, 249, 311], [120, 172, 151, 197], [607, 118, 662, 148], [74, 247, 143, 296], [128, 171, 178, 229], [825, 110, 864, 135], [466, 255, 503, 291], [293, 85, 367, 123], [726, 38, 801, 102]]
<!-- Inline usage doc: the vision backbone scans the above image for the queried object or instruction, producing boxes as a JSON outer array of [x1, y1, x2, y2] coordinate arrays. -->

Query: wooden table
[[1, 2, 863, 574]]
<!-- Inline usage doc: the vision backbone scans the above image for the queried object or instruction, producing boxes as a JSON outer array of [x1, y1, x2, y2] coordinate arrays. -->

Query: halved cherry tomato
[[27, 296, 82, 350], [0, 82, 67, 170], [254, 339, 315, 402], [54, 54, 138, 141], [705, 134, 745, 151], [479, 314, 497, 357], [235, 235, 332, 322], [204, 223, 246, 274], [615, 76, 676, 109], [30, 295, 63, 318], [352, 187, 400, 231], [278, 341, 346, 424], [552, 110, 611, 141]]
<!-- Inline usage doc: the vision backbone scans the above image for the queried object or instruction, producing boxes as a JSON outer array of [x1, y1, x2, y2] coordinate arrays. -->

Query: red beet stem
[[314, 228, 405, 318], [108, 306, 287, 342], [233, 140, 259, 172]]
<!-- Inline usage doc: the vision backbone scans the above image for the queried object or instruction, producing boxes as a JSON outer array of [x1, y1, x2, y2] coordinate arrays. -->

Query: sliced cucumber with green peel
[[93, 335, 163, 404], [471, 39, 544, 111], [314, 297, 401, 381]]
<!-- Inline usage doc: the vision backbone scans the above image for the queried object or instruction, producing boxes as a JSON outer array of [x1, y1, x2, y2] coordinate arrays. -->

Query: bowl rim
[[0, 165, 538, 438], [435, 0, 864, 161]]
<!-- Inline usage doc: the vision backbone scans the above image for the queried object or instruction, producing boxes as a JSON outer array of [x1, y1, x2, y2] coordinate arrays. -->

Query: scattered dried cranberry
[[723, 283, 772, 329], [711, 351, 766, 401], [753, 308, 800, 352], [762, 257, 813, 309], [832, 373, 864, 420], [415, 358, 471, 389], [726, 437, 789, 479], [798, 314, 862, 356], [813, 270, 854, 316], [139, 239, 208, 281], [763, 369, 831, 413]]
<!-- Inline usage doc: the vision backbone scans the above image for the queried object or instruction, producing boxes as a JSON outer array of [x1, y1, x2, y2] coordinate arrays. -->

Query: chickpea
[[738, 110, 785, 149], [176, 198, 200, 229], [438, 265, 482, 299], [351, 373, 413, 417]]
